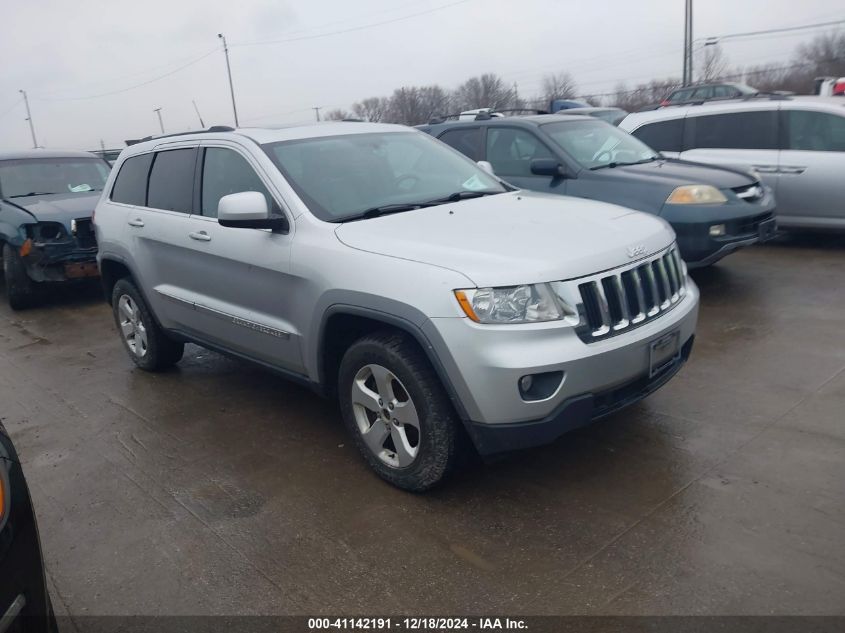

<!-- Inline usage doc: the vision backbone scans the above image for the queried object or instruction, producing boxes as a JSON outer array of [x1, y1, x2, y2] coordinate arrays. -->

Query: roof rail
[[427, 107, 549, 124], [125, 125, 236, 146], [659, 92, 794, 110]]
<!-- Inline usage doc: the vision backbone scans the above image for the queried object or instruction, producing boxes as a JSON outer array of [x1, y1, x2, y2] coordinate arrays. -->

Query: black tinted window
[[147, 149, 196, 213], [201, 148, 275, 217], [669, 88, 693, 103], [486, 128, 554, 177], [111, 153, 153, 205], [786, 110, 845, 152], [438, 127, 483, 161], [690, 111, 778, 150], [632, 119, 684, 152]]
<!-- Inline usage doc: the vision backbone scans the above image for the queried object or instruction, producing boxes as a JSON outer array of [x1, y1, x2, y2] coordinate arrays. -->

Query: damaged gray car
[[0, 150, 110, 309]]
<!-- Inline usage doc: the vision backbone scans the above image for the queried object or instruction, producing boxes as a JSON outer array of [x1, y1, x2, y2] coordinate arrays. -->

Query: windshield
[[0, 157, 110, 198], [263, 131, 506, 221], [542, 119, 659, 169]]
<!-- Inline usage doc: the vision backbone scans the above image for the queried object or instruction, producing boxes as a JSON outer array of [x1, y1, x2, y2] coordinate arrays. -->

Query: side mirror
[[218, 191, 289, 233], [530, 159, 567, 177], [477, 160, 495, 175]]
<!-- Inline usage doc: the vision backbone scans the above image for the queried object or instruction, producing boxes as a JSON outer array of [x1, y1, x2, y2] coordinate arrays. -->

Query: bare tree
[[417, 85, 452, 121], [610, 77, 682, 112], [351, 97, 390, 122], [541, 72, 578, 107], [453, 73, 516, 112], [385, 87, 426, 125], [698, 45, 728, 83], [324, 108, 351, 121]]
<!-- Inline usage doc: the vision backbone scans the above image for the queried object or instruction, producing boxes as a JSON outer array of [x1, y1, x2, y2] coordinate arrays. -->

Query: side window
[[111, 153, 153, 205], [147, 149, 197, 213], [691, 87, 712, 100], [631, 119, 684, 153], [438, 127, 483, 161], [689, 111, 778, 150], [786, 110, 845, 152], [485, 128, 554, 177], [712, 86, 732, 98], [201, 148, 277, 218], [670, 88, 693, 103]]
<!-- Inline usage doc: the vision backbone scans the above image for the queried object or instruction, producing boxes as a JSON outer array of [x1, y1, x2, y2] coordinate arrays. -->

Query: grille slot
[[577, 246, 686, 341]]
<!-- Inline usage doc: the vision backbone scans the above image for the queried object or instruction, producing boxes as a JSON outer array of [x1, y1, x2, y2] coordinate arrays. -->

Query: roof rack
[[125, 125, 236, 146], [658, 91, 794, 109], [427, 107, 549, 124]]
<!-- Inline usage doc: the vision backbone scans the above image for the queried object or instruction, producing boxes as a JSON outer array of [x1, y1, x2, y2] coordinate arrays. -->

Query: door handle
[[752, 165, 778, 173], [127, 218, 145, 227], [779, 166, 806, 175], [188, 231, 212, 242]]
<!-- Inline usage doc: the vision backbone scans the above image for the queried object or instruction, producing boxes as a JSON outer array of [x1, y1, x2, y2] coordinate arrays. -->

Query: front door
[[175, 145, 302, 373], [483, 127, 564, 193], [777, 108, 845, 226]]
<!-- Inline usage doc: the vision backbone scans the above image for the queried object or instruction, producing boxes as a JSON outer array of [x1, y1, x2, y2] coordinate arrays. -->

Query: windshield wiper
[[423, 190, 499, 205], [8, 191, 55, 198], [590, 157, 659, 170], [341, 203, 424, 222]]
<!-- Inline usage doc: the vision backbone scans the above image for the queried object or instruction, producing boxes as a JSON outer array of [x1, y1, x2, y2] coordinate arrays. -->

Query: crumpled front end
[[18, 217, 99, 282]]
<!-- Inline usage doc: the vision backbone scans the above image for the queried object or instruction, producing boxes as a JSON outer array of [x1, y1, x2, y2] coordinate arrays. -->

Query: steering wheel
[[396, 174, 420, 191]]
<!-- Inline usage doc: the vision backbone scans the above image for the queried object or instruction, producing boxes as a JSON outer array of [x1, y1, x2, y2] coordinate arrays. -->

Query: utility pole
[[153, 107, 165, 134], [19, 90, 37, 149], [313, 106, 322, 122], [682, 0, 694, 86], [192, 99, 206, 128], [218, 33, 240, 127]]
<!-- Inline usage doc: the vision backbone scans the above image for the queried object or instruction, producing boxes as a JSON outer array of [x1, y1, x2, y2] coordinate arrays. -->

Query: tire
[[111, 278, 184, 371], [338, 330, 462, 491], [3, 244, 37, 310]]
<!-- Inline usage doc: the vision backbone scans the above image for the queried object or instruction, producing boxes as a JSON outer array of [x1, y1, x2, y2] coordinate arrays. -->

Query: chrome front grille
[[577, 247, 686, 341]]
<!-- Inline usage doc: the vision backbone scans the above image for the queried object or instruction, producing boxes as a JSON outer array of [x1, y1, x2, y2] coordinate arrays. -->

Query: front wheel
[[338, 331, 462, 491], [111, 278, 184, 371]]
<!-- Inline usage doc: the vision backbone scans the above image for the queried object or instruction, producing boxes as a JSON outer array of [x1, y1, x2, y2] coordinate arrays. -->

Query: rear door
[[176, 142, 301, 371], [127, 145, 197, 329], [679, 108, 780, 189], [777, 106, 845, 226]]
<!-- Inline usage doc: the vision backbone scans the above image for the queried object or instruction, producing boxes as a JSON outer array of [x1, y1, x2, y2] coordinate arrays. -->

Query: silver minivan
[[620, 96, 845, 230]]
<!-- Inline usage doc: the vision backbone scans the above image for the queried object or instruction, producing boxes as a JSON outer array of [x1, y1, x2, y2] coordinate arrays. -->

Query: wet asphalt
[[0, 233, 843, 617]]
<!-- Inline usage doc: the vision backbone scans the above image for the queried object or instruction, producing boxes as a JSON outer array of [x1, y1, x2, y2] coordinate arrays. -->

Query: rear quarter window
[[110, 153, 153, 205], [631, 118, 684, 153], [438, 127, 484, 161]]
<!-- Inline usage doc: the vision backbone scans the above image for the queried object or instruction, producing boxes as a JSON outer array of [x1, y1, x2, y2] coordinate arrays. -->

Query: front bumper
[[662, 192, 777, 267], [22, 242, 98, 282], [423, 280, 699, 452]]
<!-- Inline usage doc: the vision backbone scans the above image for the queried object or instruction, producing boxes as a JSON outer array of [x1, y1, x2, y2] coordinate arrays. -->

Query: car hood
[[334, 191, 675, 287], [604, 158, 754, 189], [2, 192, 100, 224]]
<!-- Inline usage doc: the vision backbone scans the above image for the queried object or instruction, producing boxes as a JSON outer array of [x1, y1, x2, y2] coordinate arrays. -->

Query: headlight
[[666, 185, 727, 205], [454, 284, 573, 324]]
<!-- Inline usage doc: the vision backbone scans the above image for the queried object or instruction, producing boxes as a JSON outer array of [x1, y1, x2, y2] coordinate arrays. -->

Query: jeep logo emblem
[[627, 244, 647, 258]]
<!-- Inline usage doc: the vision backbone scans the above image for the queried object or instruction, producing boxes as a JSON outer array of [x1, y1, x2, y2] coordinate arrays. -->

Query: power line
[[699, 18, 845, 44], [232, 0, 471, 47], [0, 98, 22, 121], [33, 48, 218, 101]]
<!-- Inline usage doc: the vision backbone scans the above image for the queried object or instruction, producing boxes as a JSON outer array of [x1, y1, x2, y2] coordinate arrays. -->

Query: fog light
[[709, 224, 726, 237], [519, 371, 565, 401], [519, 375, 534, 393]]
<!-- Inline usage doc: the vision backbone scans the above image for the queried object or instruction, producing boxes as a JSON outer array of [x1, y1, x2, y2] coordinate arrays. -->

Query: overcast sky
[[1, 0, 842, 150]]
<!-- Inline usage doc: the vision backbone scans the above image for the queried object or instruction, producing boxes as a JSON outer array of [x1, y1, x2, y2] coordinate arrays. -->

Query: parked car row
[[0, 91, 841, 491], [419, 113, 777, 267]]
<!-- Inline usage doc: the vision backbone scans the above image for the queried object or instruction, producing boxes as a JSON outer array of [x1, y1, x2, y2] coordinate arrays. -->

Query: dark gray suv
[[419, 114, 777, 267]]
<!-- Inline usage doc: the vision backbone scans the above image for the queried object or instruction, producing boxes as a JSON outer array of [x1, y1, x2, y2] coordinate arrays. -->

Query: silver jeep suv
[[94, 122, 699, 490]]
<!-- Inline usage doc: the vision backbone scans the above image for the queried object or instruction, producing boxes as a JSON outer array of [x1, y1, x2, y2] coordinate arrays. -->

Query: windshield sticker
[[69, 183, 93, 192], [461, 174, 487, 191]]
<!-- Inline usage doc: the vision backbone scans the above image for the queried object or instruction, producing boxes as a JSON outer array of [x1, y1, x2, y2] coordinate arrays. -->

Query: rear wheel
[[2, 244, 37, 310], [111, 278, 184, 371], [338, 331, 462, 491]]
